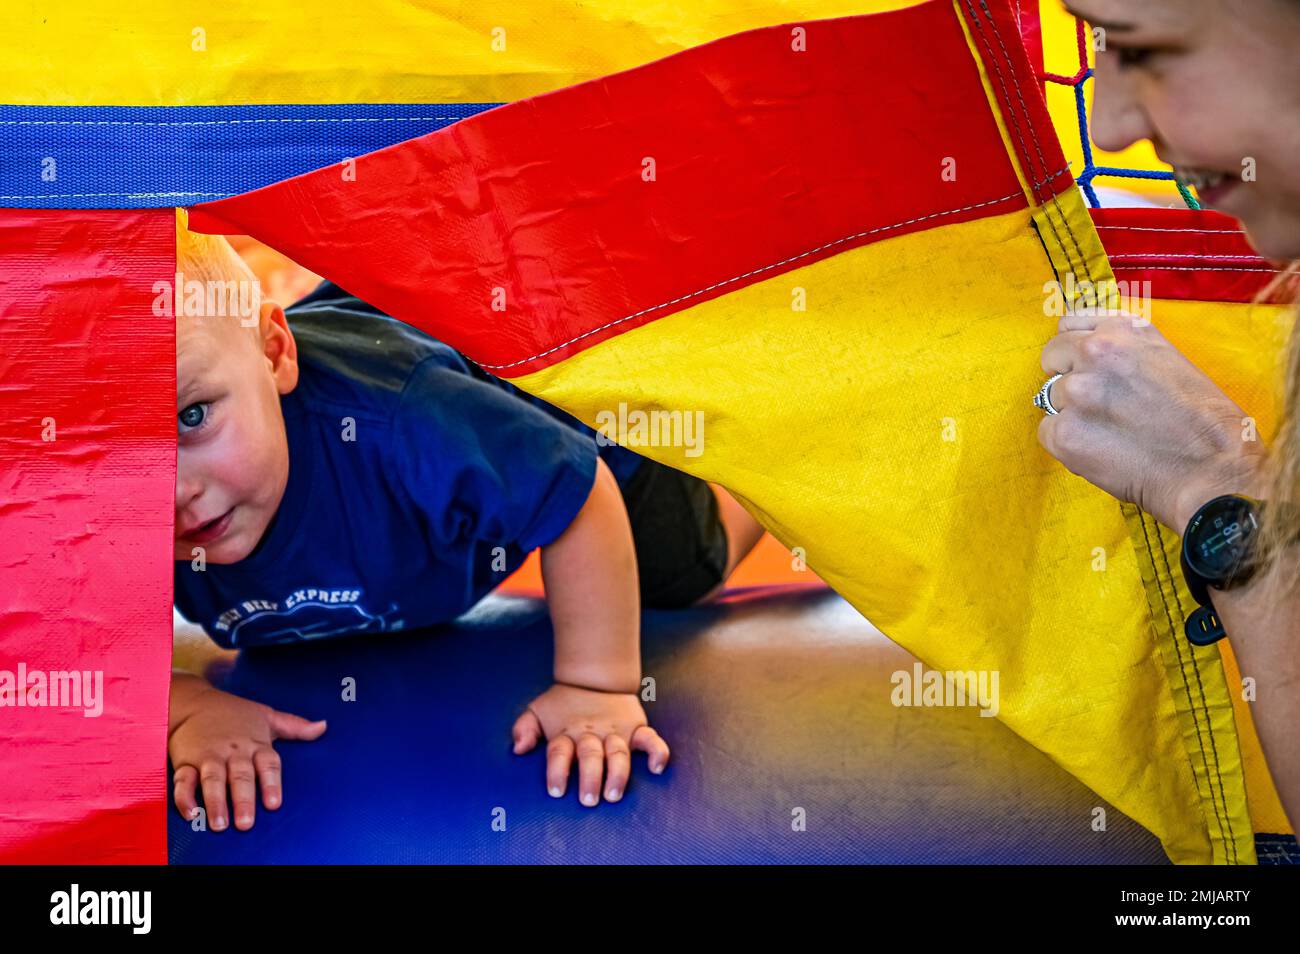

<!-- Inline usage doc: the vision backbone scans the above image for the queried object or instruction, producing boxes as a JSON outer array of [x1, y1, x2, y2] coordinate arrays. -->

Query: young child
[[169, 221, 766, 832]]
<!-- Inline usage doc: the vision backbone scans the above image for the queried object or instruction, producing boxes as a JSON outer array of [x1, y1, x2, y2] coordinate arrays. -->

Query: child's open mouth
[[184, 508, 234, 544]]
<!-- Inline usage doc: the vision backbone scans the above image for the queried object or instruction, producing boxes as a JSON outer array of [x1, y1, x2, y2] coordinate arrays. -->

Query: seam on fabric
[[0, 116, 468, 126], [1110, 266, 1279, 274], [1149, 517, 1239, 863], [987, 0, 1096, 287], [979, 0, 1095, 286], [960, 0, 1043, 202], [1029, 217, 1063, 291], [1154, 519, 1232, 863], [1135, 512, 1230, 859], [977, 57, 1080, 280], [1095, 226, 1243, 235], [1109, 254, 1268, 262], [0, 190, 226, 200], [961, 0, 1089, 284], [1030, 167, 1073, 190], [477, 187, 1041, 371], [1136, 511, 1234, 862], [959, 0, 1071, 272]]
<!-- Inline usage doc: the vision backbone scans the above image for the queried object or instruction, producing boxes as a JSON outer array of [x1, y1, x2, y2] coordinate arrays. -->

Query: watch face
[[1185, 496, 1259, 581]]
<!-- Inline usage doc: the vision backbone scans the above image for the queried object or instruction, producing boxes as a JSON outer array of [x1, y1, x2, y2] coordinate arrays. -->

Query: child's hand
[[511, 683, 669, 806], [168, 680, 326, 832]]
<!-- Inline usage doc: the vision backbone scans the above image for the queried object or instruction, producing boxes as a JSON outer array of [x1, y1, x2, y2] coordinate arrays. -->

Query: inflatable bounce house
[[1, 0, 1296, 864]]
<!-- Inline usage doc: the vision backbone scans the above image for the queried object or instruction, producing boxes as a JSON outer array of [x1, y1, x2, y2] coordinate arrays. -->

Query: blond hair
[[173, 208, 262, 326], [1253, 261, 1300, 599]]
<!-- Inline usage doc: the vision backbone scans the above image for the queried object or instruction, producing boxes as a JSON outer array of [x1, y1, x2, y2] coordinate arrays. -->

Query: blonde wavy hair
[[1255, 261, 1300, 599]]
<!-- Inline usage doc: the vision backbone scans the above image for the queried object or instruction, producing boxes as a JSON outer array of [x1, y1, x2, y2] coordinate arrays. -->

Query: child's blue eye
[[178, 402, 208, 433]]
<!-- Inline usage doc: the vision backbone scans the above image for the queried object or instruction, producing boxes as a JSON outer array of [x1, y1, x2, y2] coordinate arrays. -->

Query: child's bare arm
[[511, 458, 670, 806], [542, 457, 641, 692]]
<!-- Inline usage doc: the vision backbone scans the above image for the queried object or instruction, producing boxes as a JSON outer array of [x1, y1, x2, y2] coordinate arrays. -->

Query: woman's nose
[[1088, 59, 1152, 155]]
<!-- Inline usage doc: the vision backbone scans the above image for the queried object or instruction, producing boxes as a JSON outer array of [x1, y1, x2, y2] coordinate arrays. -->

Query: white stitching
[[0, 190, 226, 200], [0, 116, 469, 127], [0, 114, 471, 198], [961, 0, 1043, 202], [977, 0, 1095, 283], [478, 184, 1046, 371], [1096, 226, 1242, 235], [979, 1, 1054, 196], [973, 0, 1070, 212], [962, 0, 1090, 284], [0, 161, 1065, 207], [1109, 253, 1268, 262], [1111, 265, 1278, 274], [1033, 166, 1073, 189]]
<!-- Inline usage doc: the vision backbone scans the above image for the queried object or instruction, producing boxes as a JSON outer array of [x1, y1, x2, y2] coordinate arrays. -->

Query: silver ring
[[1034, 373, 1064, 416]]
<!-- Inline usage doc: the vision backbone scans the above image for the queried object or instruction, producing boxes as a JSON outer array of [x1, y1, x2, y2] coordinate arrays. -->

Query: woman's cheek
[[1147, 86, 1221, 166]]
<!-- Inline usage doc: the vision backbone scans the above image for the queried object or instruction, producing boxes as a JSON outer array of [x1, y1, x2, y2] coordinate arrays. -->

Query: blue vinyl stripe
[[0, 103, 500, 209]]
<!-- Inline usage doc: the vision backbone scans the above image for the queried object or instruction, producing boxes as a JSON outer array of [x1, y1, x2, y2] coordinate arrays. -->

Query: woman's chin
[[1235, 205, 1300, 263]]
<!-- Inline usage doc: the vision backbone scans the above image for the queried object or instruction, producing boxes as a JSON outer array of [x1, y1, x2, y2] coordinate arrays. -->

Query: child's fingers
[[511, 709, 542, 755], [172, 764, 201, 821], [227, 756, 258, 830], [253, 747, 283, 810], [268, 709, 327, 741], [575, 732, 605, 807], [603, 735, 631, 802], [199, 759, 230, 831], [630, 725, 671, 775], [545, 735, 575, 798]]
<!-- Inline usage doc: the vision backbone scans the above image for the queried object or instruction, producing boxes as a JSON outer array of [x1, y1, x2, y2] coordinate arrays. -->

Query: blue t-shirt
[[173, 283, 644, 648]]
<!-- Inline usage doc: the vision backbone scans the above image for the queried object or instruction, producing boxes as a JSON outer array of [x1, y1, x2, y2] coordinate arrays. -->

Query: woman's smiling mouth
[[1175, 167, 1241, 208]]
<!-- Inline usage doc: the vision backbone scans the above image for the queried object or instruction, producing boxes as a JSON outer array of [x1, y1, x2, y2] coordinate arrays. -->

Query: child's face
[[1068, 0, 1300, 260], [174, 303, 299, 564]]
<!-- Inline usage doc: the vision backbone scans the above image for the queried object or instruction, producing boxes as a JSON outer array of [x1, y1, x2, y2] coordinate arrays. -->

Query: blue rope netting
[[1045, 21, 1199, 210]]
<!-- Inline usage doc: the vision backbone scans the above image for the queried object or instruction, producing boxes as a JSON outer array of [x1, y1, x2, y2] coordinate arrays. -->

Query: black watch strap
[[1185, 605, 1227, 646]]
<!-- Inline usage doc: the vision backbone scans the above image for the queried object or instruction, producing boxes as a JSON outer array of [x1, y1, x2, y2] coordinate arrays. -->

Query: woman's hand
[[512, 683, 669, 806], [1037, 309, 1270, 530]]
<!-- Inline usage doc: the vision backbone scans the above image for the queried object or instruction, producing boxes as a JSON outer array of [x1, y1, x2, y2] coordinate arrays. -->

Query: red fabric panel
[[190, 1, 1039, 378], [1014, 0, 1045, 89], [955, 0, 1067, 207], [1092, 207, 1282, 304], [0, 209, 173, 863]]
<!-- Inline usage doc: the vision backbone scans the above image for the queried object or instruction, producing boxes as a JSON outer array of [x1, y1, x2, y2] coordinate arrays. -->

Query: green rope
[[1175, 179, 1202, 210]]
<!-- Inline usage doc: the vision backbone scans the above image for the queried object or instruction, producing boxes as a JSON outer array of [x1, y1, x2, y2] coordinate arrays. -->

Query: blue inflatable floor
[[169, 585, 1169, 864]]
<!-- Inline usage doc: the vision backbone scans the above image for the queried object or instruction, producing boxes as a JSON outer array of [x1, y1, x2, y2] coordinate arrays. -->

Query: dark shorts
[[617, 458, 729, 609]]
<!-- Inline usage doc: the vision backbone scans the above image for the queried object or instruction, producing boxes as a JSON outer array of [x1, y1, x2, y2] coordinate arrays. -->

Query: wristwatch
[[1179, 494, 1263, 646]]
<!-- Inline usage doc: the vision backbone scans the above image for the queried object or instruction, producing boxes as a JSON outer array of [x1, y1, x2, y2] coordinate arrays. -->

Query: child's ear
[[260, 300, 299, 395]]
